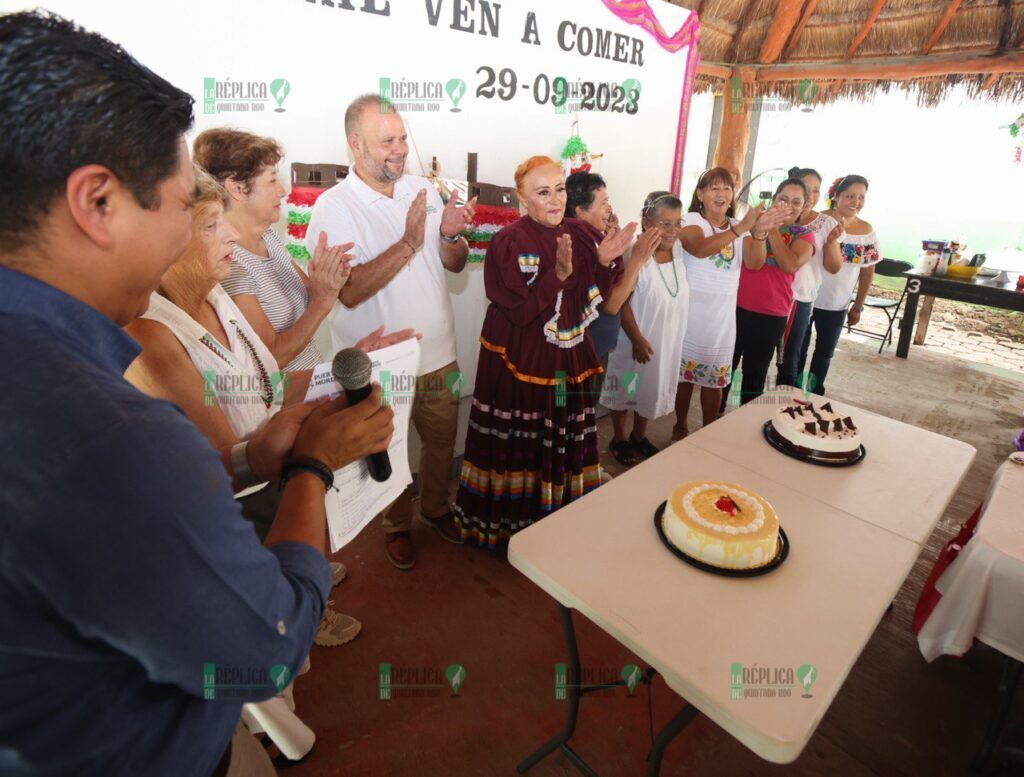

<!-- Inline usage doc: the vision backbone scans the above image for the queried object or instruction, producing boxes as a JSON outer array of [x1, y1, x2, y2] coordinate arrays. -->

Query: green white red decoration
[[284, 186, 321, 262], [464, 203, 519, 263], [284, 184, 516, 264]]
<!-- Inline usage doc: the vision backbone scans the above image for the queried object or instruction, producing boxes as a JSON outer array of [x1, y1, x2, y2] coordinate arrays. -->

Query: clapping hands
[[597, 221, 638, 267], [308, 231, 354, 308]]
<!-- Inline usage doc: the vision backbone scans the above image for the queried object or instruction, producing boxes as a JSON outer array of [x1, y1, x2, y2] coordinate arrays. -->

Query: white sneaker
[[315, 603, 361, 647], [329, 561, 347, 587]]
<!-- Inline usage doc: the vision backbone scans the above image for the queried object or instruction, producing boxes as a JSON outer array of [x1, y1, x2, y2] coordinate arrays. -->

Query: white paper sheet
[[304, 339, 420, 552]]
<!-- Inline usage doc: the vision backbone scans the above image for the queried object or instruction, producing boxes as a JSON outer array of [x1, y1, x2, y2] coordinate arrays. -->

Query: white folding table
[[509, 401, 976, 774]]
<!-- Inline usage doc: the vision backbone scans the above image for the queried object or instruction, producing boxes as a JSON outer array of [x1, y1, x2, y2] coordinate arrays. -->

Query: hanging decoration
[[284, 186, 323, 262], [559, 119, 604, 177], [463, 203, 520, 263]]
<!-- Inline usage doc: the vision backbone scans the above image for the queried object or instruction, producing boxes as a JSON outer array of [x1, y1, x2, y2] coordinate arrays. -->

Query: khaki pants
[[382, 360, 460, 533]]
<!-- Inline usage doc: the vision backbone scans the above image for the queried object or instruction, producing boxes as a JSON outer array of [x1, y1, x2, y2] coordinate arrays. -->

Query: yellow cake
[[663, 481, 779, 569]]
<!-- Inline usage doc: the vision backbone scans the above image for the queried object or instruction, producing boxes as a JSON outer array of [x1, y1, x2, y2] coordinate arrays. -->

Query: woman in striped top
[[193, 128, 351, 371]]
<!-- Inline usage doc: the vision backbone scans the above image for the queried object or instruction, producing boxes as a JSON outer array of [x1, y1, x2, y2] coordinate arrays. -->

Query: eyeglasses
[[654, 220, 682, 230]]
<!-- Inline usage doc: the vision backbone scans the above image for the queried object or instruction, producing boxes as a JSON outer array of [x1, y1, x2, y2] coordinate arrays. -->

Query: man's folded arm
[[16, 414, 331, 701]]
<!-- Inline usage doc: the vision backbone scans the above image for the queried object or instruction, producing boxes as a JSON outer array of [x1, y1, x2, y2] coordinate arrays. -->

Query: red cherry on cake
[[714, 495, 739, 516]]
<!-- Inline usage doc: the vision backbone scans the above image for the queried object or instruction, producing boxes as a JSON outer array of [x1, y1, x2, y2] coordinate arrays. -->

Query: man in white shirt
[[307, 93, 475, 570]]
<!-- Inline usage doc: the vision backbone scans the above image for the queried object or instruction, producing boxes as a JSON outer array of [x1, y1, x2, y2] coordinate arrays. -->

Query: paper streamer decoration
[[284, 186, 323, 262], [463, 203, 520, 263], [601, 0, 700, 195]]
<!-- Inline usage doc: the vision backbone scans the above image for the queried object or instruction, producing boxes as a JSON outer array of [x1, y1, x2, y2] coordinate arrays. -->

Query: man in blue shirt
[[0, 12, 393, 776]]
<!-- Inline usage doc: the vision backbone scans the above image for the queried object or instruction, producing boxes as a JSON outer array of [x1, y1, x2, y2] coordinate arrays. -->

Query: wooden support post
[[711, 68, 754, 187]]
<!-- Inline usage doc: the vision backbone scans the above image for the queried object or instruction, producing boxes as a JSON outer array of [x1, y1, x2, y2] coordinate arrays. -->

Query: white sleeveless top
[[141, 286, 282, 441]]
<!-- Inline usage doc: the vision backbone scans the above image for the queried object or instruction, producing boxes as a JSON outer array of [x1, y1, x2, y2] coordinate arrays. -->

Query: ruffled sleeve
[[483, 224, 566, 327]]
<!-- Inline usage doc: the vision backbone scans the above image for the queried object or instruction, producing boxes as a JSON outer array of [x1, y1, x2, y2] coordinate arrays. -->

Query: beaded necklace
[[199, 321, 274, 408], [654, 251, 680, 298]]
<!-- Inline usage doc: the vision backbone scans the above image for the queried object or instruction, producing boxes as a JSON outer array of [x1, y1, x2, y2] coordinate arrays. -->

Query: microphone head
[[332, 347, 372, 390]]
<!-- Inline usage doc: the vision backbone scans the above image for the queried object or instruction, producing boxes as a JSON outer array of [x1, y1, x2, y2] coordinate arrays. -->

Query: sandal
[[630, 435, 660, 459], [609, 439, 643, 466]]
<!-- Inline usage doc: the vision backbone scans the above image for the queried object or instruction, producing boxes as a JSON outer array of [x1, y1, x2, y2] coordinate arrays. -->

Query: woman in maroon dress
[[454, 156, 633, 547]]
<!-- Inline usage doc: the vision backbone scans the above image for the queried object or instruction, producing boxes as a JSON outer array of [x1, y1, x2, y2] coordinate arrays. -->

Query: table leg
[[896, 288, 919, 358], [516, 605, 600, 775], [646, 702, 699, 776], [518, 605, 697, 776], [971, 655, 1023, 772], [913, 295, 935, 346]]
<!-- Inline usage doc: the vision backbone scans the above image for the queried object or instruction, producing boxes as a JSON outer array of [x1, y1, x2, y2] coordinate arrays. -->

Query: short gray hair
[[344, 93, 396, 138]]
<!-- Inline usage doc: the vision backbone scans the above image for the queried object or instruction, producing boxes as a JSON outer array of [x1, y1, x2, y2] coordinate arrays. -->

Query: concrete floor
[[288, 334, 1024, 776]]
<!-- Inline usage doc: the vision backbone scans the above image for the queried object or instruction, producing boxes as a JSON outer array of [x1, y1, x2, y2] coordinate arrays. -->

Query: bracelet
[[439, 227, 461, 244], [279, 456, 335, 492], [229, 442, 260, 488], [751, 230, 768, 240], [729, 225, 740, 237], [400, 238, 418, 256]]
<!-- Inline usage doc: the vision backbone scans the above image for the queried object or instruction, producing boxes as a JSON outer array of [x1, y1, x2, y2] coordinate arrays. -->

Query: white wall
[[8, 0, 701, 393]]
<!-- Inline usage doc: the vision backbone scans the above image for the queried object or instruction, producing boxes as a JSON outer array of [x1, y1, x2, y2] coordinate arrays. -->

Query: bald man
[[307, 93, 476, 570]]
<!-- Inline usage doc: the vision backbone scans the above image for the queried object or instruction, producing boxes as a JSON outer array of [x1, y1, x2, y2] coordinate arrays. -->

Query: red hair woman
[[453, 156, 633, 547]]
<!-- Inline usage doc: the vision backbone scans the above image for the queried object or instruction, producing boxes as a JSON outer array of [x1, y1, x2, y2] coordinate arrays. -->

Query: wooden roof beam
[[754, 49, 1024, 81], [725, 0, 762, 62], [922, 0, 965, 55], [847, 0, 887, 59], [758, 0, 805, 64], [782, 0, 820, 61], [996, 0, 1015, 52]]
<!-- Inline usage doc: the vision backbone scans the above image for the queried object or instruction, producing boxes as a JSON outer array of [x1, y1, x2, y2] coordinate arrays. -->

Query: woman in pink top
[[726, 178, 815, 406]]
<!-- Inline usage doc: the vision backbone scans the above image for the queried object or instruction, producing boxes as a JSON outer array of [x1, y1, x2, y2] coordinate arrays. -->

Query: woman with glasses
[[601, 192, 687, 463]]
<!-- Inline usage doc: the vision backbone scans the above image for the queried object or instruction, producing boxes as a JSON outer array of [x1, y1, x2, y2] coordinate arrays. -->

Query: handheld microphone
[[331, 347, 392, 482]]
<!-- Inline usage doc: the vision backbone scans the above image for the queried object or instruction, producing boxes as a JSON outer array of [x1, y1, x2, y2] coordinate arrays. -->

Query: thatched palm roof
[[674, 0, 1024, 104]]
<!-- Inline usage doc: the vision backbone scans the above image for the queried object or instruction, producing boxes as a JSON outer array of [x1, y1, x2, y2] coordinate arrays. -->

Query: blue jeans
[[797, 307, 847, 395], [778, 300, 813, 388]]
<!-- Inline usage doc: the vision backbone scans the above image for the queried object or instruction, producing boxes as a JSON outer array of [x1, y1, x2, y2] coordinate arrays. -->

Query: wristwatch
[[439, 227, 461, 244], [850, 303, 865, 313], [230, 441, 259, 488]]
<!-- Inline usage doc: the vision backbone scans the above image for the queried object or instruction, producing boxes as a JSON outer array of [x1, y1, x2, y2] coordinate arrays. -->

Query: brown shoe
[[418, 510, 465, 545], [384, 531, 415, 570]]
